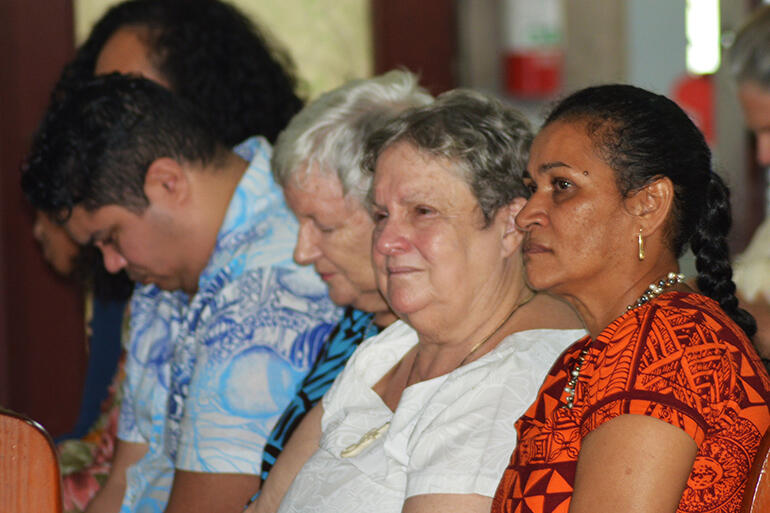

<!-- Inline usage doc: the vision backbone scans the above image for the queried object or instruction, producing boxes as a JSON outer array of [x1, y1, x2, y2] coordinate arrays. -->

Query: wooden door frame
[[0, 0, 85, 436]]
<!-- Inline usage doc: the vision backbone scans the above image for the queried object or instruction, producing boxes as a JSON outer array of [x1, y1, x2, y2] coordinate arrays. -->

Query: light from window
[[686, 0, 720, 75]]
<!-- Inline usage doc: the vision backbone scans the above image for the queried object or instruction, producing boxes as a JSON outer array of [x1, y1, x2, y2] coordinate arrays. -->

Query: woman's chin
[[527, 275, 555, 292], [386, 296, 428, 322], [328, 288, 358, 308], [524, 266, 559, 292]]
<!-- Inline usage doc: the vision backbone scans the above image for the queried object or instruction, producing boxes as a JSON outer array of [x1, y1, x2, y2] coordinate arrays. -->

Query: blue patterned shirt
[[117, 137, 339, 512]]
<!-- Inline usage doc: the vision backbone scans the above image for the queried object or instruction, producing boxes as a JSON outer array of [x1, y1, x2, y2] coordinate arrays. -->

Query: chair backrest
[[742, 427, 770, 513], [0, 408, 62, 513]]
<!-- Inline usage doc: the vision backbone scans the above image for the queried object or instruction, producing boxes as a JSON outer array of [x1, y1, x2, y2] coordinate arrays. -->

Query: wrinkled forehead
[[373, 141, 466, 181], [284, 166, 350, 213], [371, 142, 474, 207]]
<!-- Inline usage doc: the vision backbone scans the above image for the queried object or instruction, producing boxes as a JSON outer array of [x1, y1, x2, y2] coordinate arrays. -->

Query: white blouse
[[277, 321, 585, 513]]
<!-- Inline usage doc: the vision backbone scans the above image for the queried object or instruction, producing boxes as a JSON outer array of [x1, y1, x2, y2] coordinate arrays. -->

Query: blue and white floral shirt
[[118, 137, 339, 512]]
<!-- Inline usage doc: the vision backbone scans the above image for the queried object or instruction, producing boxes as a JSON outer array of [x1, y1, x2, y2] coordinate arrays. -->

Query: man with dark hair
[[37, 0, 304, 285], [34, 0, 306, 469], [23, 74, 338, 513]]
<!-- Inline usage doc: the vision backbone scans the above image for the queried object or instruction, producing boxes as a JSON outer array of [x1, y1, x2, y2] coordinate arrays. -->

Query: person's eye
[[372, 209, 388, 224], [523, 179, 537, 193], [98, 231, 121, 253], [553, 178, 573, 192], [415, 205, 435, 216], [313, 220, 335, 234]]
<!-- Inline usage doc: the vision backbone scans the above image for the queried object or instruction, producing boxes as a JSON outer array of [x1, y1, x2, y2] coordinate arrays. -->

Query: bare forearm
[[164, 470, 260, 513], [85, 440, 148, 513], [402, 493, 492, 513], [248, 404, 323, 513], [83, 479, 126, 513]]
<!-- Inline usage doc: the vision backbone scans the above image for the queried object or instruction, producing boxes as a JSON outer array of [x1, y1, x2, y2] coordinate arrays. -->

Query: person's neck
[[178, 151, 248, 296], [355, 290, 397, 328], [375, 265, 530, 411], [409, 278, 532, 384], [564, 252, 682, 339], [373, 309, 398, 328]]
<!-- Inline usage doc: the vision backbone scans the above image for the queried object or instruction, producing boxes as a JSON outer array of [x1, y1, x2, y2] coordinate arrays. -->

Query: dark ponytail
[[691, 173, 757, 337]]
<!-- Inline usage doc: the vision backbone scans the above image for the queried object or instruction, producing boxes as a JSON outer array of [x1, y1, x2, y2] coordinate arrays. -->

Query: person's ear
[[624, 176, 674, 236], [500, 196, 527, 257], [143, 157, 189, 207]]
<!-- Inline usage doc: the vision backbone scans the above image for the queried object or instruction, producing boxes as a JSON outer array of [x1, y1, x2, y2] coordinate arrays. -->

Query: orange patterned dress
[[492, 292, 770, 513]]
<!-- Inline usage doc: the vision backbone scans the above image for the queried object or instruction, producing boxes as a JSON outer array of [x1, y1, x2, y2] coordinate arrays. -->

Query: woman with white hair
[[250, 89, 585, 513], [256, 70, 434, 489]]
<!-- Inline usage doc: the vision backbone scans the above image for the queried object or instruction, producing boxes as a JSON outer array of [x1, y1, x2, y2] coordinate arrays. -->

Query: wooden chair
[[0, 408, 62, 513], [742, 427, 770, 513]]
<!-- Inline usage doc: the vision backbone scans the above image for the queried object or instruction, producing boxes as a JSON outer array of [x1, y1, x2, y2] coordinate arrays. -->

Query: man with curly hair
[[24, 74, 338, 513]]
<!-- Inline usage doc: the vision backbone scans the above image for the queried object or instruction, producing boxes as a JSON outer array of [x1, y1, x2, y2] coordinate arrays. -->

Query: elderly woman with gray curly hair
[[250, 89, 585, 513]]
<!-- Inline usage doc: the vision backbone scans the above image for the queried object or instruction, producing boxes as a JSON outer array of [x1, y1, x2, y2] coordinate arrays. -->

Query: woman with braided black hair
[[492, 84, 770, 513]]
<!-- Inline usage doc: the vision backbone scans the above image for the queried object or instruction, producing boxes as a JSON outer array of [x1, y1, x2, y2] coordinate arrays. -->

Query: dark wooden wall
[[372, 0, 456, 95], [0, 0, 86, 436]]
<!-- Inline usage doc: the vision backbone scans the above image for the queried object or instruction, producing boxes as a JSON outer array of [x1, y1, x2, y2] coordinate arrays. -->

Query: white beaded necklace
[[562, 272, 685, 410], [626, 272, 686, 311]]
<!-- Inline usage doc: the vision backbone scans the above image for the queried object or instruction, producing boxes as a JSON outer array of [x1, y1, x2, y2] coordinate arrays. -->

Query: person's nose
[[373, 214, 410, 256], [515, 194, 548, 232], [97, 243, 127, 274], [293, 221, 322, 266]]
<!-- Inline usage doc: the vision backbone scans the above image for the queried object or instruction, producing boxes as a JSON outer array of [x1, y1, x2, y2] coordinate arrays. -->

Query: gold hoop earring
[[638, 229, 645, 261]]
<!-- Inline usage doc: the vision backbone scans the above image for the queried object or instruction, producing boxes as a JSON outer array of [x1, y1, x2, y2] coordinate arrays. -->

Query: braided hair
[[544, 84, 756, 338]]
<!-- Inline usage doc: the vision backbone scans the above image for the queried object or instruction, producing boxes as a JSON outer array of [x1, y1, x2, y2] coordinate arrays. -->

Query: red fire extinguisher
[[502, 0, 564, 98]]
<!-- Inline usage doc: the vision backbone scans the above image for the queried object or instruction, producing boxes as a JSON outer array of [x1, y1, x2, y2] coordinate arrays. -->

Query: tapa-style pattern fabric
[[492, 292, 770, 513]]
